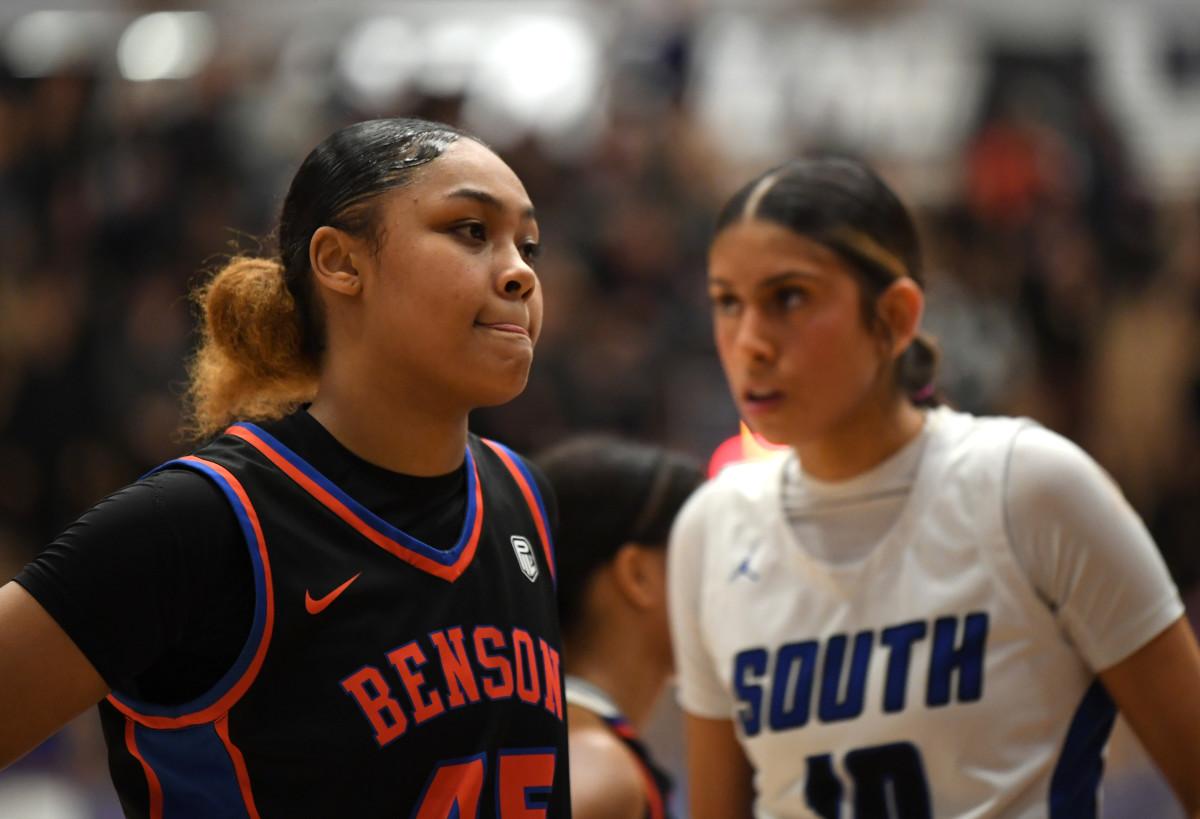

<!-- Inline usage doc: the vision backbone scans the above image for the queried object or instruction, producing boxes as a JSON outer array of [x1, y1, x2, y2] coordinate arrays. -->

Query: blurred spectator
[[1, 4, 1198, 816]]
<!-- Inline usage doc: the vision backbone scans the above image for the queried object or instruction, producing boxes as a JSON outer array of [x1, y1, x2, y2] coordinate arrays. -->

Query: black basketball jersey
[[99, 423, 569, 817], [603, 716, 673, 819], [564, 677, 674, 819]]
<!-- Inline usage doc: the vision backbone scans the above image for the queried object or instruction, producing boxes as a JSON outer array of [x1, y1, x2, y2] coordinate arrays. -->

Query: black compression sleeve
[[15, 468, 253, 700]]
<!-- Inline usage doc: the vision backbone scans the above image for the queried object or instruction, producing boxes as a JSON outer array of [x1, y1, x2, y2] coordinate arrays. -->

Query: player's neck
[[565, 644, 670, 730], [305, 396, 469, 476], [797, 397, 925, 483]]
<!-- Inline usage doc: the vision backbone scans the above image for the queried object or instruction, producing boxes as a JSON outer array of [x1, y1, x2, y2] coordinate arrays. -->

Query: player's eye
[[709, 291, 741, 317], [454, 222, 487, 243], [773, 286, 807, 312]]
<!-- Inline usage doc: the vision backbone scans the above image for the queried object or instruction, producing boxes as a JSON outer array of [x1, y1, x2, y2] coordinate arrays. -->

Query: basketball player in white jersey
[[667, 156, 1200, 818]]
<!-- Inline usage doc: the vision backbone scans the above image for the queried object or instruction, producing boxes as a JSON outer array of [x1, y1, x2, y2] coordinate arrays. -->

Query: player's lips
[[740, 387, 783, 414], [476, 322, 529, 337]]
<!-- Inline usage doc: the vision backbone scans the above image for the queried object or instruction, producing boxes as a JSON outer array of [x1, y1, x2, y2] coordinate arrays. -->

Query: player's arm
[[1099, 617, 1200, 818], [0, 468, 248, 771], [1006, 427, 1200, 815], [683, 712, 755, 819], [567, 719, 647, 819], [667, 486, 754, 816], [0, 580, 110, 769]]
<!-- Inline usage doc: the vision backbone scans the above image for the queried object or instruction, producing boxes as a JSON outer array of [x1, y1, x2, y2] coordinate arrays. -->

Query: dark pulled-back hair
[[278, 117, 471, 361], [536, 435, 706, 635], [715, 156, 940, 406], [184, 117, 473, 439]]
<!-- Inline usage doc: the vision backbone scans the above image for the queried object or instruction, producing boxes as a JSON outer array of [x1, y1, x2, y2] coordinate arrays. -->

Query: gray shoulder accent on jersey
[[564, 675, 624, 720]]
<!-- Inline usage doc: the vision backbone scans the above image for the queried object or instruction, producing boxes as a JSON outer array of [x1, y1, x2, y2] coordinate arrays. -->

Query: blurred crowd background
[[1, 0, 1198, 815]]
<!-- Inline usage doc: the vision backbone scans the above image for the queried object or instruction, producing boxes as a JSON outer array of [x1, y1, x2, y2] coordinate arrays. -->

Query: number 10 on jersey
[[806, 741, 931, 818]]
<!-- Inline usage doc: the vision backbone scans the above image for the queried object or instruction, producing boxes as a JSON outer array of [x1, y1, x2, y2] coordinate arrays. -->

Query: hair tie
[[909, 383, 936, 402]]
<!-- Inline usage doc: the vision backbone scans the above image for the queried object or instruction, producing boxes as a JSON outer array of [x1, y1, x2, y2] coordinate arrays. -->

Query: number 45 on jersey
[[412, 748, 556, 818]]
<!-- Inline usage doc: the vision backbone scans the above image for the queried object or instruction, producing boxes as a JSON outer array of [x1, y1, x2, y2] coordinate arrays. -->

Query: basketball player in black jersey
[[0, 118, 570, 816], [536, 436, 705, 819]]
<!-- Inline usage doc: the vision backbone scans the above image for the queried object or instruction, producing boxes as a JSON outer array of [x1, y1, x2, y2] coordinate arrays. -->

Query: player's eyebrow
[[708, 270, 821, 290], [446, 187, 536, 221]]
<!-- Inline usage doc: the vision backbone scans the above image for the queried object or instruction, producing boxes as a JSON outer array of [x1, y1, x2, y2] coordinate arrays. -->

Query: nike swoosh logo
[[305, 573, 361, 615]]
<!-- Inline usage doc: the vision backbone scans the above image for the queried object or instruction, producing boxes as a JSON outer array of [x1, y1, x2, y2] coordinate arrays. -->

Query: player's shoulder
[[113, 459, 233, 518], [469, 432, 531, 470], [468, 434, 557, 522], [470, 434, 549, 487], [923, 408, 1112, 514], [1006, 420, 1117, 502], [672, 453, 783, 549], [566, 712, 649, 819], [924, 405, 1039, 470], [678, 456, 776, 520], [927, 404, 1029, 441]]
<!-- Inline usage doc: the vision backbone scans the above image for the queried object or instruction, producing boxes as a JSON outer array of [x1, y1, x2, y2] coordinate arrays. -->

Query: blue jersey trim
[[134, 721, 252, 817], [1049, 679, 1117, 818], [237, 422, 480, 568], [478, 438, 556, 569], [110, 457, 271, 720]]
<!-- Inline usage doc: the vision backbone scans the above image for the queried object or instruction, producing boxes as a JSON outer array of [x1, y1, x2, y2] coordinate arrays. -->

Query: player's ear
[[610, 544, 664, 610], [310, 226, 365, 296], [877, 277, 924, 360]]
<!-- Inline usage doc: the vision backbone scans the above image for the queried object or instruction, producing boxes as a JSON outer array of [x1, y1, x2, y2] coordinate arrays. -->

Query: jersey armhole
[[107, 455, 274, 727]]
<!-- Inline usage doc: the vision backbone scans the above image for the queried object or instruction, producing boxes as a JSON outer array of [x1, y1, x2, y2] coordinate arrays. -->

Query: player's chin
[[472, 361, 533, 408], [742, 417, 792, 449]]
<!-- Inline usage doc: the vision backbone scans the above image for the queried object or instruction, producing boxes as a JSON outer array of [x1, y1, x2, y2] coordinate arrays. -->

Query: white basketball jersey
[[671, 410, 1121, 818]]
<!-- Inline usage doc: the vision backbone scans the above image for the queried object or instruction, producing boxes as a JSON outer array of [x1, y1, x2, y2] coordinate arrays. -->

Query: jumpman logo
[[729, 540, 763, 582]]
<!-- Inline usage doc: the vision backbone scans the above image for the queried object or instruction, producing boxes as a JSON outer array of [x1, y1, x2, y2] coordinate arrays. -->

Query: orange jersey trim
[[215, 714, 261, 818], [107, 456, 276, 729], [481, 438, 555, 581], [125, 720, 164, 818], [637, 763, 666, 819], [608, 720, 665, 819], [228, 425, 484, 583]]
